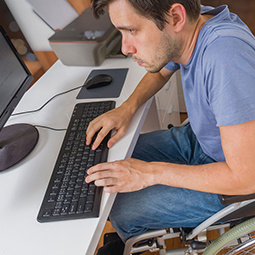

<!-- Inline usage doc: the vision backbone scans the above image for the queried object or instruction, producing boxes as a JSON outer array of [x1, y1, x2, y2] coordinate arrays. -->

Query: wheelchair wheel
[[203, 217, 255, 254], [224, 238, 255, 254]]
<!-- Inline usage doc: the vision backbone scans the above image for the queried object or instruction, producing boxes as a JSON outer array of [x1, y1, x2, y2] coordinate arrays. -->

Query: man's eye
[[129, 29, 135, 34]]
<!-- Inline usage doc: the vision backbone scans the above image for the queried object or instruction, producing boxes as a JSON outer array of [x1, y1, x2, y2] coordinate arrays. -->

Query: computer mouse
[[85, 74, 113, 89]]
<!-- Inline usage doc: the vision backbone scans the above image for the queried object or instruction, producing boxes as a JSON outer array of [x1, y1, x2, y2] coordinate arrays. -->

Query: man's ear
[[168, 3, 186, 32]]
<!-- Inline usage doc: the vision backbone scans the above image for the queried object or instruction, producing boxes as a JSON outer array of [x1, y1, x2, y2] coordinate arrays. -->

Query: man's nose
[[121, 38, 136, 56]]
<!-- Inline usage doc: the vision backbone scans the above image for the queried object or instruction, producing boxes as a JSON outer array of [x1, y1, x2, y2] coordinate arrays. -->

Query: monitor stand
[[0, 124, 39, 172]]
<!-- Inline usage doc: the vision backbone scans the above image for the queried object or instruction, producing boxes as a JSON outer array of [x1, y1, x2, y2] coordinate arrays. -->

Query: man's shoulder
[[200, 5, 255, 48], [199, 22, 255, 65]]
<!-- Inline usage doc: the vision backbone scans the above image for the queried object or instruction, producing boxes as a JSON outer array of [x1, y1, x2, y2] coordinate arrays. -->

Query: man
[[85, 0, 255, 253]]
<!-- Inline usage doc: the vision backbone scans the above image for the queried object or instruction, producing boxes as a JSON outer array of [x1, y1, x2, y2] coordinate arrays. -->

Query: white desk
[[0, 57, 150, 255]]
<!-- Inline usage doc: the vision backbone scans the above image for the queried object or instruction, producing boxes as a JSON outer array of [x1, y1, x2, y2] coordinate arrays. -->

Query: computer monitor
[[0, 26, 39, 172]]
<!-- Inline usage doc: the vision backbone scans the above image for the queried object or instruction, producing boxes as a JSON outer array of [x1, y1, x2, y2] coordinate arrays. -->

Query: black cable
[[11, 85, 83, 117], [34, 125, 67, 132]]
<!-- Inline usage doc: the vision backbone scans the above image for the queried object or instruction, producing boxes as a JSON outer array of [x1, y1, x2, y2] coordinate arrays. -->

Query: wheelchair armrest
[[218, 193, 255, 205]]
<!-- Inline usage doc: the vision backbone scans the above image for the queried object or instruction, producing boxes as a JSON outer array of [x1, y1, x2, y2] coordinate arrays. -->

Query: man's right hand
[[85, 70, 174, 150], [86, 104, 135, 150]]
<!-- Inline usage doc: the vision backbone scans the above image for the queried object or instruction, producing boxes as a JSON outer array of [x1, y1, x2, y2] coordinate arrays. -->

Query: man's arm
[[86, 68, 175, 149], [155, 120, 255, 195], [86, 120, 255, 195]]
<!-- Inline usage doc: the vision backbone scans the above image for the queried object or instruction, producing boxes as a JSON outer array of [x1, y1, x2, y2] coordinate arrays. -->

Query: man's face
[[108, 0, 182, 73]]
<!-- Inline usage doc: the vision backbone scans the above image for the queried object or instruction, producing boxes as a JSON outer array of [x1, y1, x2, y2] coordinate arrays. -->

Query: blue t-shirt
[[165, 5, 255, 162]]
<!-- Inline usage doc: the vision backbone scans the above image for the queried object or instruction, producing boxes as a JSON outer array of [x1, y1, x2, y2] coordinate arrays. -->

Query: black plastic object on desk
[[37, 101, 115, 222]]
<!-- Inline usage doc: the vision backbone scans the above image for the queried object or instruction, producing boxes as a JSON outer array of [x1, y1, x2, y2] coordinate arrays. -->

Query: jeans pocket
[[193, 153, 216, 165]]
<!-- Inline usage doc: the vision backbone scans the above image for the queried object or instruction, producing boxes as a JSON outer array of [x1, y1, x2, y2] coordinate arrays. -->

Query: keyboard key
[[42, 209, 51, 217]]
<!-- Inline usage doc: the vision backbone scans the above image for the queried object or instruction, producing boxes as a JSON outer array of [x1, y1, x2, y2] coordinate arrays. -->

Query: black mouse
[[85, 74, 112, 89]]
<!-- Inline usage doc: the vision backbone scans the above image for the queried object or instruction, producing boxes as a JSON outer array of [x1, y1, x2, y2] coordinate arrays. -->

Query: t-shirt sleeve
[[164, 61, 180, 71], [203, 36, 255, 126]]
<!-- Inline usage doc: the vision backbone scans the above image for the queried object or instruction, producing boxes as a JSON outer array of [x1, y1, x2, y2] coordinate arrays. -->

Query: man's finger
[[91, 127, 112, 150]]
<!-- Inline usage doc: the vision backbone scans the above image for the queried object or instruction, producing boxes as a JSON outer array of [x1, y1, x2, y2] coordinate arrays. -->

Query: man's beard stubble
[[134, 31, 183, 73]]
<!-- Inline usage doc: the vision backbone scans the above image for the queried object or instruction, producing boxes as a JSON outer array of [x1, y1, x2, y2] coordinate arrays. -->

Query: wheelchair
[[122, 191, 255, 254]]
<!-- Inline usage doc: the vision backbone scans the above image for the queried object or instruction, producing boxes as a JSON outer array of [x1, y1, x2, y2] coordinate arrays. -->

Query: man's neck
[[177, 14, 213, 65]]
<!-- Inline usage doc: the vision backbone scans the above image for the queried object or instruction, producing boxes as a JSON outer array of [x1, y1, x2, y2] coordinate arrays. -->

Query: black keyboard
[[37, 101, 115, 222]]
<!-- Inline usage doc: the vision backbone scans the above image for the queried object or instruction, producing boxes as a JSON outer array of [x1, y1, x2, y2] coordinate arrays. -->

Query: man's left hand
[[85, 158, 155, 193]]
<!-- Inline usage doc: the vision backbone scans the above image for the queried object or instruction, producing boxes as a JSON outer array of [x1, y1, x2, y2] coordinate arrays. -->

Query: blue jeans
[[109, 124, 226, 241]]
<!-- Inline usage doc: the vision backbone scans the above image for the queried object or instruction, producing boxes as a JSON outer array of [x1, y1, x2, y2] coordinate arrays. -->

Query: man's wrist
[[121, 100, 139, 116]]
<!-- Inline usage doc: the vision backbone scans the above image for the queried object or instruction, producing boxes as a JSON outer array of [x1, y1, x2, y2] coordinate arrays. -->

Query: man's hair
[[91, 0, 201, 30]]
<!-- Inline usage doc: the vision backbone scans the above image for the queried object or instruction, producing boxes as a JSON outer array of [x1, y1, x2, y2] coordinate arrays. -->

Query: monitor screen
[[0, 26, 33, 129], [0, 26, 38, 172]]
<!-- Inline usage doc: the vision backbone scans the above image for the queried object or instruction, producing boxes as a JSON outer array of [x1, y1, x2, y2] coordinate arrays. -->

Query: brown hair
[[91, 0, 201, 30]]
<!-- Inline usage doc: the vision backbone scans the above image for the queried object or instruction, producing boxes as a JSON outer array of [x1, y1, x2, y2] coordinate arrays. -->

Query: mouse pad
[[76, 68, 128, 99]]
